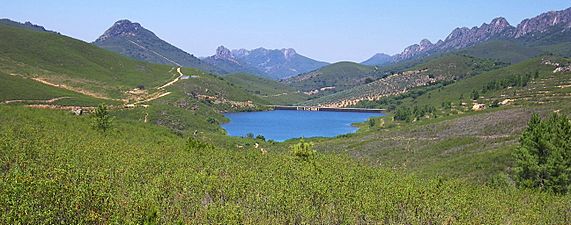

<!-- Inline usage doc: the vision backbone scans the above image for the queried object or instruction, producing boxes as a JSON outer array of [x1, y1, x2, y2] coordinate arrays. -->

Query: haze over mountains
[[364, 7, 571, 65]]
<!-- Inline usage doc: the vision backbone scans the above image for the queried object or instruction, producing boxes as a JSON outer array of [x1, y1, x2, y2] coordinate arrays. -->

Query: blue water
[[222, 110, 383, 142]]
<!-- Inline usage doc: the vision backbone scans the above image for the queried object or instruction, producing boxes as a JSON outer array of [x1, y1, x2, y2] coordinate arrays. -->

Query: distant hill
[[303, 54, 502, 107], [93, 20, 219, 73], [361, 53, 393, 66], [204, 46, 328, 80], [224, 73, 308, 105], [282, 62, 379, 95]]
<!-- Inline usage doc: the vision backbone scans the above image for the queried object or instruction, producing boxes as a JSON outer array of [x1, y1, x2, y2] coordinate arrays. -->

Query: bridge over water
[[268, 105, 385, 113]]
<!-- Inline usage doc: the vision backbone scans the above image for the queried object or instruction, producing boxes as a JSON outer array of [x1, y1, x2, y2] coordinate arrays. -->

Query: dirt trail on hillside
[[2, 97, 72, 104], [14, 67, 188, 114], [31, 77, 119, 101], [157, 67, 184, 89]]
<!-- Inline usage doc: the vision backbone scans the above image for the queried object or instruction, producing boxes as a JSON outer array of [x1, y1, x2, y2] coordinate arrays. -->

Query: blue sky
[[1, 1, 569, 62]]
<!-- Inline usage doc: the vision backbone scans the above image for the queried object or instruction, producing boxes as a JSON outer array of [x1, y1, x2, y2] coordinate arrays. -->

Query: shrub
[[91, 104, 113, 132], [290, 139, 316, 160]]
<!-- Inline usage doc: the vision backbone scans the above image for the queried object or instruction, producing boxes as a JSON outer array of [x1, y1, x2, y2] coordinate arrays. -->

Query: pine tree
[[513, 113, 571, 194]]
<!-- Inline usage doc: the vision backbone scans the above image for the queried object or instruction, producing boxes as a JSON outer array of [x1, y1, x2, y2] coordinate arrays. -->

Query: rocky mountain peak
[[282, 48, 297, 60], [419, 39, 434, 49], [490, 17, 511, 28], [231, 49, 250, 58], [95, 19, 145, 42], [215, 45, 234, 60]]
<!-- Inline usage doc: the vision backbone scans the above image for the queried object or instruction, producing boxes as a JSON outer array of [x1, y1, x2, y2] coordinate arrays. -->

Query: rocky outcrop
[[95, 20, 144, 42]]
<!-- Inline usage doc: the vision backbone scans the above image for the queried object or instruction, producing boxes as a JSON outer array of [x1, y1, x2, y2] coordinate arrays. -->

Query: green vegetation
[[306, 54, 502, 107], [290, 139, 316, 160], [1, 17, 571, 224], [92, 104, 113, 132], [514, 113, 571, 194], [0, 72, 113, 106], [0, 23, 174, 99], [283, 61, 379, 94], [1, 106, 570, 224], [224, 73, 308, 105]]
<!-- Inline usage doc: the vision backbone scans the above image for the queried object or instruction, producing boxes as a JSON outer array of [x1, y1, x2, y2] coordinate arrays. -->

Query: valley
[[1, 4, 571, 224]]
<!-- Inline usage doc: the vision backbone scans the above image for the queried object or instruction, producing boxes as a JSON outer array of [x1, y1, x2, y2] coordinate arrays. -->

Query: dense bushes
[[514, 113, 571, 194], [1, 106, 570, 224]]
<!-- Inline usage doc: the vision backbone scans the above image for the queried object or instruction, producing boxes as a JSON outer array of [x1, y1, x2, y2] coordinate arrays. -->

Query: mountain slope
[[304, 54, 502, 107], [0, 19, 56, 33], [93, 20, 219, 73], [0, 22, 175, 100]]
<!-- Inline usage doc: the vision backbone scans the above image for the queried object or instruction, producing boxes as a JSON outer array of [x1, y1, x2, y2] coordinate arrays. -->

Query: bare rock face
[[515, 7, 571, 38], [214, 46, 234, 60]]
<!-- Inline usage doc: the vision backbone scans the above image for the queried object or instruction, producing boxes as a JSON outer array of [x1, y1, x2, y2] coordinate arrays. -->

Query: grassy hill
[[459, 40, 544, 64], [1, 106, 569, 224], [224, 73, 308, 105], [282, 62, 379, 94], [0, 23, 174, 100], [304, 54, 502, 107]]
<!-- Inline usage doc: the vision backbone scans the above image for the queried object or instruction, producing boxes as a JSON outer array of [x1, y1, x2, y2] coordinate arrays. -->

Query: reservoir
[[222, 110, 383, 142]]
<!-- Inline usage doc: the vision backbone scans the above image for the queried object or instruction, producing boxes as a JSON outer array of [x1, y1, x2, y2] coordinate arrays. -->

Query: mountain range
[[204, 46, 329, 80], [364, 7, 571, 65], [93, 20, 328, 80], [93, 20, 220, 73]]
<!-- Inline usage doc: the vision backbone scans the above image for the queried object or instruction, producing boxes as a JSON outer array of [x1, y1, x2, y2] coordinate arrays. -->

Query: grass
[[1, 105, 569, 224]]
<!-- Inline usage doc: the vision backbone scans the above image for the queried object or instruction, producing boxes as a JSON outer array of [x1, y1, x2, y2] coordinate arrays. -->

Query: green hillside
[[282, 61, 378, 94], [225, 73, 308, 105], [1, 106, 569, 224], [0, 23, 173, 100], [321, 56, 571, 182], [460, 40, 544, 64], [304, 54, 502, 107], [0, 24, 271, 135]]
